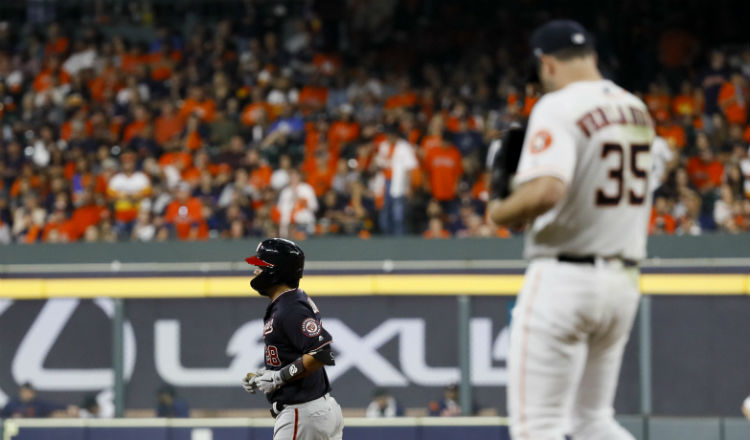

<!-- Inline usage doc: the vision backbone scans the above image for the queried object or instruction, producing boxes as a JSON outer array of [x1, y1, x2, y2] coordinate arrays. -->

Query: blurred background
[[0, 0, 748, 439]]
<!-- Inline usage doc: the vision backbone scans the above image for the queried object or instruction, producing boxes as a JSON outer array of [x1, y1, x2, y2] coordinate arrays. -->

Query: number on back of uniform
[[595, 142, 650, 206]]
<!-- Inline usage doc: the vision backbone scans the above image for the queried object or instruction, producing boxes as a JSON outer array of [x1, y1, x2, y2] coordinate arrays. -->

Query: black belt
[[270, 401, 285, 418], [557, 254, 638, 268], [270, 394, 327, 418]]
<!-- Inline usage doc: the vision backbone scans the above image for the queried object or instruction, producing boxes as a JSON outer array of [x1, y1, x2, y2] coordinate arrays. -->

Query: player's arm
[[246, 347, 333, 395], [280, 349, 331, 382], [488, 176, 566, 226], [489, 101, 575, 227], [277, 322, 335, 382], [249, 312, 334, 394], [298, 354, 325, 377]]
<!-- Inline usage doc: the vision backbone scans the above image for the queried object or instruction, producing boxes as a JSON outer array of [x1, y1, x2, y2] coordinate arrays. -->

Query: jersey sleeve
[[280, 306, 333, 356], [514, 98, 577, 187]]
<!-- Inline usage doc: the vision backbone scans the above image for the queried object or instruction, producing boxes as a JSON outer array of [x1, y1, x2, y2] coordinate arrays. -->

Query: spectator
[[427, 384, 471, 417], [0, 7, 747, 244], [164, 182, 207, 241], [77, 392, 114, 419], [676, 191, 703, 235], [241, 88, 274, 130], [123, 105, 151, 144], [700, 50, 729, 116], [329, 104, 360, 153], [209, 108, 240, 148], [132, 211, 157, 242], [366, 388, 404, 418], [656, 117, 686, 149], [12, 195, 46, 244], [77, 395, 101, 418], [277, 169, 318, 237], [154, 101, 184, 147], [672, 80, 699, 117], [0, 383, 74, 418], [686, 134, 724, 193], [718, 72, 749, 125], [423, 217, 451, 239], [375, 124, 418, 235], [423, 135, 463, 215], [179, 85, 215, 123], [271, 154, 294, 191], [68, 190, 109, 241], [106, 152, 151, 238], [155, 385, 189, 418], [649, 196, 677, 234], [451, 117, 483, 160], [714, 184, 740, 232]]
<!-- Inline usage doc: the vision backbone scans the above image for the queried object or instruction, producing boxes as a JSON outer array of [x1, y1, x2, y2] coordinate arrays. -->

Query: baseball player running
[[488, 20, 654, 440], [242, 238, 344, 439]]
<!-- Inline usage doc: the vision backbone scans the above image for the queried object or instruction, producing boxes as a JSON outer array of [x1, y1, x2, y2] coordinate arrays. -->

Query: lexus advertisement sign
[[0, 296, 746, 415]]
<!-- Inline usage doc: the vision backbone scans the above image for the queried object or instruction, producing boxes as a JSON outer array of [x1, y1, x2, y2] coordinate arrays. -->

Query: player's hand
[[242, 371, 260, 394], [254, 369, 285, 394], [490, 124, 526, 200]]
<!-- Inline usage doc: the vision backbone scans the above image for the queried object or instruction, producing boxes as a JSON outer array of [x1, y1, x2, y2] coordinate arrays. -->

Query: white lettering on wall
[[11, 298, 136, 390]]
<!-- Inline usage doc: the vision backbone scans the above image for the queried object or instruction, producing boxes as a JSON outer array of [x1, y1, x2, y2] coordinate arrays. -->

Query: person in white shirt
[[107, 152, 151, 238], [713, 183, 738, 232], [277, 169, 318, 237], [489, 20, 654, 440], [63, 39, 97, 75], [271, 154, 293, 191], [365, 388, 404, 418], [375, 125, 418, 235]]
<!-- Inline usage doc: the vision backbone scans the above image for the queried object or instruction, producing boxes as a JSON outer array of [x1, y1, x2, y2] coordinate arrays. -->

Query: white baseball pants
[[274, 393, 344, 440], [507, 258, 640, 440]]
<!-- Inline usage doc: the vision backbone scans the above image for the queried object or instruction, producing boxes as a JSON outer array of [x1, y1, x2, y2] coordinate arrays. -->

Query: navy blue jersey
[[262, 288, 332, 405]]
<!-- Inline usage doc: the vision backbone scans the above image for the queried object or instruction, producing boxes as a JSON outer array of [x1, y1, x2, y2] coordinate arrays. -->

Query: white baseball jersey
[[514, 79, 655, 261]]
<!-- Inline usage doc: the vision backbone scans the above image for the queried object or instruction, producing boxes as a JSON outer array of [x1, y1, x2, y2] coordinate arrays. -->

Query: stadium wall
[[0, 234, 748, 265], [0, 234, 747, 420], [0, 295, 747, 416]]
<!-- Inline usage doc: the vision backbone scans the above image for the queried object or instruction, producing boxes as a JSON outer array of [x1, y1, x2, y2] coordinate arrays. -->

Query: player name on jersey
[[576, 104, 652, 137]]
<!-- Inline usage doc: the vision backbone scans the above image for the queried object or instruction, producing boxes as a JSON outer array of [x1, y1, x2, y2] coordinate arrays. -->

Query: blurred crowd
[[0, 382, 188, 419], [0, 1, 748, 244], [1, 382, 464, 419]]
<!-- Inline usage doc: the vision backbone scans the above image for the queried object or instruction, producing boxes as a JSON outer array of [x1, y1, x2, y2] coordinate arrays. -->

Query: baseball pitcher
[[489, 20, 655, 440]]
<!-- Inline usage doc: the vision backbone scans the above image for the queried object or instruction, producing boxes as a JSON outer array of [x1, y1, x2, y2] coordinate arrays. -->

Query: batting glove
[[241, 370, 263, 394], [254, 369, 285, 394]]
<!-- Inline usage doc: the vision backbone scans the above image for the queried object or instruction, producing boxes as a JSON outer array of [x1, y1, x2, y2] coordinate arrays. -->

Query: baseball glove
[[489, 123, 526, 200]]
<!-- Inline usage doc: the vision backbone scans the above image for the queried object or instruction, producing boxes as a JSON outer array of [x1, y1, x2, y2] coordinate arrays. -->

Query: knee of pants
[[571, 416, 634, 440], [510, 415, 567, 440]]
